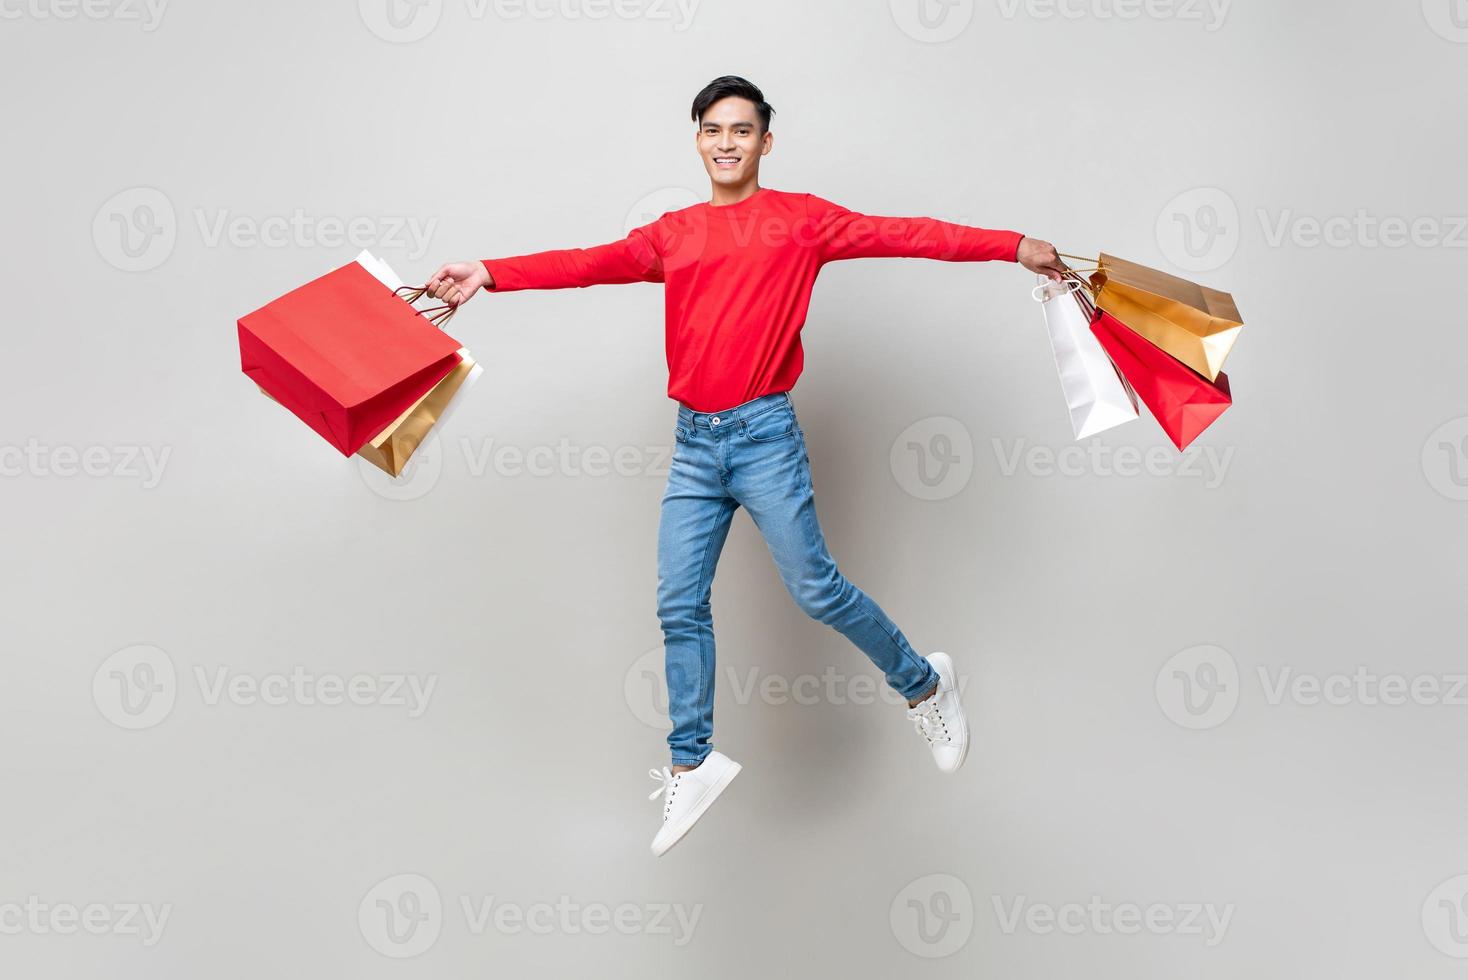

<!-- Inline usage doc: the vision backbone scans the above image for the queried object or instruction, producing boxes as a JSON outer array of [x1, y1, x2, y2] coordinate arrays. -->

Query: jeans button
[[712, 416, 720, 425]]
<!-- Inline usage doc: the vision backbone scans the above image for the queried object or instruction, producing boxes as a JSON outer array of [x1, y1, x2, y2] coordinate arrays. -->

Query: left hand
[[1017, 237, 1067, 281]]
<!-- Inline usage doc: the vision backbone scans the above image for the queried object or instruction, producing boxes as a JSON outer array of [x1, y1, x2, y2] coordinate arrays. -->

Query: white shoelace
[[908, 698, 951, 744], [648, 767, 681, 819]]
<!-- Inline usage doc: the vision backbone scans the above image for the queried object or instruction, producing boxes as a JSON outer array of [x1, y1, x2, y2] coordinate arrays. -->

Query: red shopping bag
[[238, 260, 464, 456], [1090, 310, 1231, 451]]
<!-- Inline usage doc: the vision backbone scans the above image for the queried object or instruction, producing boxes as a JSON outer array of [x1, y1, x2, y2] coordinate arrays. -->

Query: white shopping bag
[[1033, 274, 1138, 439]]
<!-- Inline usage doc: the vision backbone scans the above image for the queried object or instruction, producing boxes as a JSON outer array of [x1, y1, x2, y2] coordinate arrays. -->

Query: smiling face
[[695, 96, 772, 190]]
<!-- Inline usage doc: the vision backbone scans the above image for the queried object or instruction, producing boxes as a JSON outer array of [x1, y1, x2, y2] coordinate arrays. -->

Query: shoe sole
[[930, 652, 969, 772], [651, 761, 742, 857]]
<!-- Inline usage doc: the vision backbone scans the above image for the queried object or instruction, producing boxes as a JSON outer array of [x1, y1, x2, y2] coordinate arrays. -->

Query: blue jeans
[[656, 390, 940, 766]]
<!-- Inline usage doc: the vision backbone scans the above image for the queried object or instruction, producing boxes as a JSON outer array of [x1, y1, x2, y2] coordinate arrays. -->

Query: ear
[[762, 130, 774, 155]]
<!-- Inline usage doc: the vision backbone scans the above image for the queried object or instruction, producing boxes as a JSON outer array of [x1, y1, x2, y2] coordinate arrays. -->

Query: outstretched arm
[[426, 224, 664, 306], [805, 193, 1066, 280]]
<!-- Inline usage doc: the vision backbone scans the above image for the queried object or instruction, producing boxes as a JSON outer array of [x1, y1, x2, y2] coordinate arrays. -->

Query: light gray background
[[3, 0, 1466, 976]]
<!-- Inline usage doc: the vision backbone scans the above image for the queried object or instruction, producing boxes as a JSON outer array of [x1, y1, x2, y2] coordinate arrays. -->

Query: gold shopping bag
[[1075, 253, 1243, 382], [259, 347, 479, 477]]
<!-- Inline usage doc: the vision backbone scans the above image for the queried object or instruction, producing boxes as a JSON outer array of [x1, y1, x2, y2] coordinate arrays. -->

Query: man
[[426, 76, 1067, 857]]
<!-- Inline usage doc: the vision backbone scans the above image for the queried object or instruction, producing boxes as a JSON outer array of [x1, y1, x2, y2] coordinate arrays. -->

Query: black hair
[[690, 76, 775, 135]]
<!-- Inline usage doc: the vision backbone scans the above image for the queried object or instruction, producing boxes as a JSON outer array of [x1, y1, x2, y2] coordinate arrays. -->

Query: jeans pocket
[[675, 422, 690, 444], [742, 406, 797, 443]]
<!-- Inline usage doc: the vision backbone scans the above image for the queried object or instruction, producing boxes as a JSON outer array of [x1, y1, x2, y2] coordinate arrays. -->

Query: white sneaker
[[906, 652, 968, 773], [647, 750, 742, 857]]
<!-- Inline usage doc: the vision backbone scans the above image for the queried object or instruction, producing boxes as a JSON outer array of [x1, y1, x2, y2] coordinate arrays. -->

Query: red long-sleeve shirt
[[481, 187, 1024, 412]]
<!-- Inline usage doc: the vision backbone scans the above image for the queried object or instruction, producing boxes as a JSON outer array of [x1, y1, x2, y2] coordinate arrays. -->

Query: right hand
[[426, 261, 492, 306], [1016, 237, 1067, 281]]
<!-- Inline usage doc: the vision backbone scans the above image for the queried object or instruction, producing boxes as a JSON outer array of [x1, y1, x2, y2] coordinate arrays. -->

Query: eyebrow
[[701, 120, 756, 128]]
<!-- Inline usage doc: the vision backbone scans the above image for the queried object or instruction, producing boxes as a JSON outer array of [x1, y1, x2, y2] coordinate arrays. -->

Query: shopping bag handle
[[1031, 276, 1083, 303], [393, 285, 458, 329]]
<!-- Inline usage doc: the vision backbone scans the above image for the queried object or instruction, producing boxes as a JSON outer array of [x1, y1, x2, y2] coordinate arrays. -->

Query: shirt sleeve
[[804, 193, 1024, 266], [481, 222, 664, 292]]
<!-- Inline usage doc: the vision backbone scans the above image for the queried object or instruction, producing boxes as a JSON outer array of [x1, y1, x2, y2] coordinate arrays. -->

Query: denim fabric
[[656, 390, 940, 765]]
